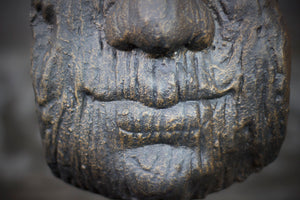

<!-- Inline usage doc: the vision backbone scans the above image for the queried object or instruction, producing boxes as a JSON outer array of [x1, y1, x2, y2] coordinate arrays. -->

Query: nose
[[104, 0, 215, 55]]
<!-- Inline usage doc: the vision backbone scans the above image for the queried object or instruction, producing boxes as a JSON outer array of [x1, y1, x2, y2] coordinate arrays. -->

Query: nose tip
[[104, 0, 215, 55]]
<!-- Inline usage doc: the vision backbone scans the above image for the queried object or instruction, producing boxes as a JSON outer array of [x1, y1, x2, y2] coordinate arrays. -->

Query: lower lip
[[83, 92, 237, 156], [116, 100, 202, 149], [111, 94, 234, 149]]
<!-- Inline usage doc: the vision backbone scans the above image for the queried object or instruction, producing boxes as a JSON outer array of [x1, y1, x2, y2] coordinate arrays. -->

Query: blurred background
[[0, 0, 299, 200]]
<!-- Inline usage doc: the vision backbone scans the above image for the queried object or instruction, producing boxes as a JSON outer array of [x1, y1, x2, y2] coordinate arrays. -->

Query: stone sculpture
[[30, 0, 290, 199]]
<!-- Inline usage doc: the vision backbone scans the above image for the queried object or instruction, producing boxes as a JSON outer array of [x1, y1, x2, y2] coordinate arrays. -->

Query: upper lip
[[82, 48, 240, 109], [84, 79, 236, 110], [81, 47, 240, 148]]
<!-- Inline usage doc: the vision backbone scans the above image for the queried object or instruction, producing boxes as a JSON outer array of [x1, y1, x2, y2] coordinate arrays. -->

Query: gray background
[[0, 1, 299, 199]]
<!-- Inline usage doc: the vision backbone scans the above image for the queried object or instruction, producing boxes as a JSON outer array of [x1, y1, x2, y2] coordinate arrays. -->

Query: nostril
[[142, 47, 170, 56], [105, 0, 215, 55], [185, 31, 214, 51], [111, 42, 136, 52]]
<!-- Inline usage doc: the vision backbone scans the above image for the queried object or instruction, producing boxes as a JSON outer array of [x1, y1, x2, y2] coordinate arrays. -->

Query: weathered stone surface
[[30, 0, 290, 199]]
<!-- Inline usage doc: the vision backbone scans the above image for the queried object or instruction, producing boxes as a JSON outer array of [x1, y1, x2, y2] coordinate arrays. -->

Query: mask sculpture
[[30, 0, 290, 199]]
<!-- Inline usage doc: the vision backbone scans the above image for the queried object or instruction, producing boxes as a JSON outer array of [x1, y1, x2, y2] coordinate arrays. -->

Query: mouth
[[82, 47, 239, 149]]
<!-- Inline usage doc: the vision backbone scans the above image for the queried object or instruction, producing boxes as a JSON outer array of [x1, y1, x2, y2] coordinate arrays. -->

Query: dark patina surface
[[30, 0, 290, 199]]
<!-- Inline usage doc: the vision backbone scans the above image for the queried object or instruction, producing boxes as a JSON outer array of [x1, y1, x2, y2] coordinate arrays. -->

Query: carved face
[[31, 0, 290, 199]]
